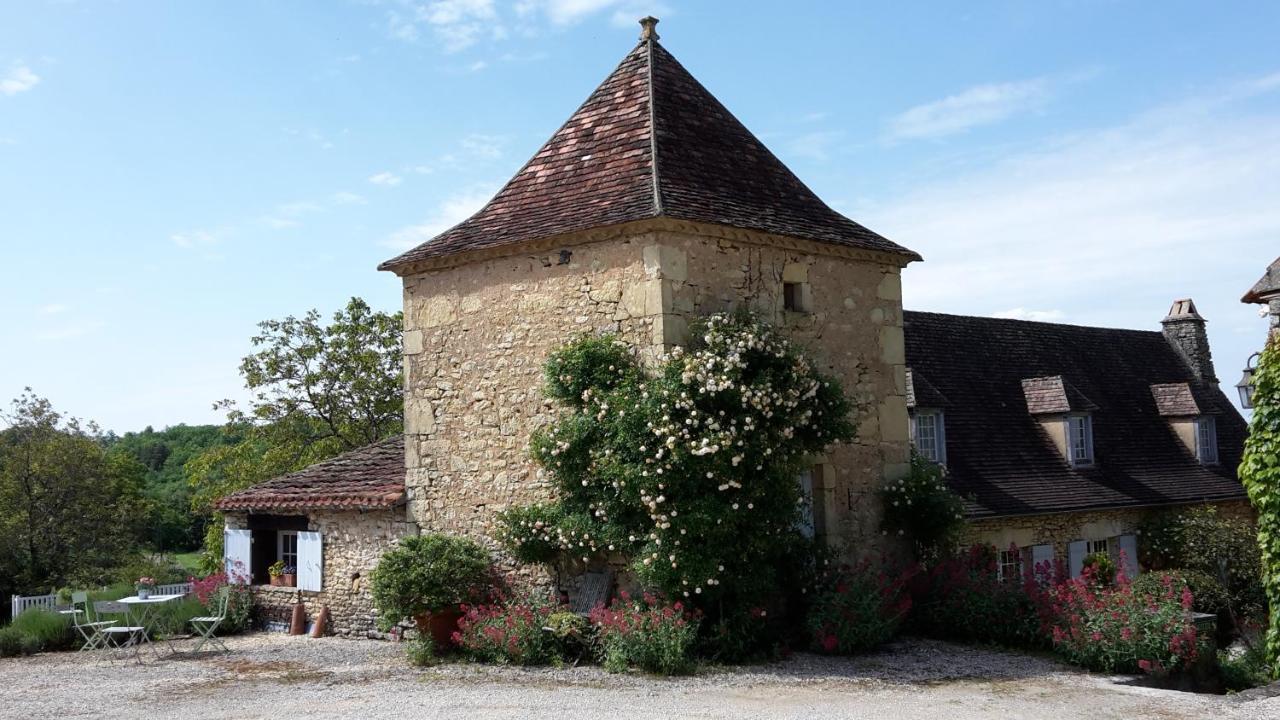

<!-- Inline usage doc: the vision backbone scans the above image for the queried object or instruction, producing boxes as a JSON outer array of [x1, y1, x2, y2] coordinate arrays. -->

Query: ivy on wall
[[1240, 337, 1280, 675]]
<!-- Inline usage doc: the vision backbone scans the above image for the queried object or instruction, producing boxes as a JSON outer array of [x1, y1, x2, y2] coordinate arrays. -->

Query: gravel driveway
[[4, 633, 1278, 719]]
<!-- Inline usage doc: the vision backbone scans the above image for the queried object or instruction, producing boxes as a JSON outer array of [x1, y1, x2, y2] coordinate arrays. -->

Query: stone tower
[[379, 19, 920, 559]]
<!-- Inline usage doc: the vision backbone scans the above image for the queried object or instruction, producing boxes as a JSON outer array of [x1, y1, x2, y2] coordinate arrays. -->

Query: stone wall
[[225, 508, 414, 637], [399, 219, 911, 565], [960, 499, 1254, 567]]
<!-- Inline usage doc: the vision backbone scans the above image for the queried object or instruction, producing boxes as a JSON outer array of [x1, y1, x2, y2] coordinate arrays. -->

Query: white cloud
[[262, 200, 322, 229], [331, 191, 367, 205], [786, 130, 843, 162], [387, 0, 500, 52], [461, 133, 506, 159], [514, 0, 664, 27], [992, 308, 1065, 322], [1, 64, 40, 96], [39, 303, 68, 315], [382, 185, 496, 250], [886, 78, 1051, 141], [37, 321, 106, 342], [369, 171, 403, 186], [861, 72, 1280, 407], [170, 230, 219, 248]]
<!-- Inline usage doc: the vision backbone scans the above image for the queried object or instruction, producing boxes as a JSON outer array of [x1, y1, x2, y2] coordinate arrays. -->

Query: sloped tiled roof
[[905, 368, 949, 409], [379, 23, 918, 273], [1021, 375, 1097, 415], [1150, 383, 1200, 417], [1242, 256, 1280, 303], [903, 311, 1247, 520], [214, 436, 405, 512]]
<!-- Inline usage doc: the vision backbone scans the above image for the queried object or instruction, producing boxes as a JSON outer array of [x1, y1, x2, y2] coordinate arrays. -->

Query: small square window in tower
[[783, 281, 811, 313]]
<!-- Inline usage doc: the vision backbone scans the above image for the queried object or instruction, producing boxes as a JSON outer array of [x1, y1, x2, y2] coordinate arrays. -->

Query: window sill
[[252, 584, 318, 594]]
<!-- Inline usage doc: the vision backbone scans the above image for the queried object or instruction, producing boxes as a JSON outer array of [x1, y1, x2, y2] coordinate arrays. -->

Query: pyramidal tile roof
[[213, 435, 405, 512], [380, 19, 919, 273]]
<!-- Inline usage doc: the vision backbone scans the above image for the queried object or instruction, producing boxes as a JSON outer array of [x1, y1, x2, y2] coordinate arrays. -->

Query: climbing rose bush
[[496, 313, 856, 642], [879, 453, 965, 560]]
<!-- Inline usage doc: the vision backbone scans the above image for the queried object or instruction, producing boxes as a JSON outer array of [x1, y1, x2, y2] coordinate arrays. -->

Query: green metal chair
[[189, 586, 230, 653], [70, 592, 115, 651], [93, 601, 146, 664]]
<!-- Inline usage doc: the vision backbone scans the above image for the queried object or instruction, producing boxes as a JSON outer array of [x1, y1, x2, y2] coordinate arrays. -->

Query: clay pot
[[414, 608, 463, 649], [270, 575, 283, 587], [283, 574, 296, 587]]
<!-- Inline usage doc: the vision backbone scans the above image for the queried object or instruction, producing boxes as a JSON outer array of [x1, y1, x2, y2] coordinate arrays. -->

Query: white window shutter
[[224, 528, 252, 585], [1117, 534, 1139, 578], [298, 531, 323, 591], [1068, 540, 1086, 579]]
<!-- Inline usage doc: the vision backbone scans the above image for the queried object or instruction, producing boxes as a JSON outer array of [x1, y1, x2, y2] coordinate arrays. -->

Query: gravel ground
[[3, 633, 1279, 719]]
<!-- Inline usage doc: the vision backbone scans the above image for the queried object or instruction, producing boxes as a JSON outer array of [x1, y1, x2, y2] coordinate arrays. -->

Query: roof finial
[[639, 16, 659, 41]]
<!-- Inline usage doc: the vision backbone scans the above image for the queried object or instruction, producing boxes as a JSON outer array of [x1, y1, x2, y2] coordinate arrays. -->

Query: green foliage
[[1241, 338, 1280, 675], [806, 562, 913, 655], [1219, 643, 1272, 692], [106, 424, 231, 552], [0, 627, 25, 657], [590, 593, 699, 675], [6, 609, 73, 652], [879, 453, 966, 561], [1137, 505, 1263, 614], [498, 313, 857, 645], [188, 297, 404, 569], [910, 545, 1043, 649], [1081, 551, 1117, 585], [0, 390, 150, 618], [455, 596, 569, 666], [406, 636, 437, 667], [1131, 570, 1230, 617], [370, 534, 493, 631]]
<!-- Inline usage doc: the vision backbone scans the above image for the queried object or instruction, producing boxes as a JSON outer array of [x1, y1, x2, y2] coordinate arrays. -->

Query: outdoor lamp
[[1237, 352, 1261, 409]]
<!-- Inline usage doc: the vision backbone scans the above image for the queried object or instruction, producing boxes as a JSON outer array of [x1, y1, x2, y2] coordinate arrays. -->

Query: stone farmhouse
[[214, 19, 1251, 636]]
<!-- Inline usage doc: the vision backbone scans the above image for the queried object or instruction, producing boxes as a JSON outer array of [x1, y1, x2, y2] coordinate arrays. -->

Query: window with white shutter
[[224, 528, 252, 585], [297, 531, 323, 592]]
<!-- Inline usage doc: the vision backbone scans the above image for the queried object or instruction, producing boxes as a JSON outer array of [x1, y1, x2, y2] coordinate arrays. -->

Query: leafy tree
[[189, 297, 403, 568], [0, 390, 149, 616], [1241, 337, 1280, 675], [494, 313, 856, 654]]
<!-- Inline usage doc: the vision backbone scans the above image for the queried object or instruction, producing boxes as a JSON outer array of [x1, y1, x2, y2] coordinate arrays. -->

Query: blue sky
[[1, 1, 1278, 432]]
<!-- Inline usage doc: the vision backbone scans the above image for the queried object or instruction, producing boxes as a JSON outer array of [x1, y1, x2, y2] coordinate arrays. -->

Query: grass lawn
[[173, 552, 202, 573]]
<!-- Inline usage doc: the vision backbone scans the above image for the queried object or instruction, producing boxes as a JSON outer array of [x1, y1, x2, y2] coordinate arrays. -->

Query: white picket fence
[[10, 583, 193, 619]]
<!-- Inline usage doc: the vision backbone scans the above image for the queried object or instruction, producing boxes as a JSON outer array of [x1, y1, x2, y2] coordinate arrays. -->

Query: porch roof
[[213, 435, 406, 512]]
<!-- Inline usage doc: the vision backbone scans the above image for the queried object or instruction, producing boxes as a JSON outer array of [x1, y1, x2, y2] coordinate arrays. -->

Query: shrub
[[7, 609, 72, 652], [1138, 506, 1263, 616], [909, 545, 1042, 648], [371, 534, 493, 632], [1219, 643, 1271, 692], [1038, 567, 1204, 675], [590, 592, 699, 675], [880, 454, 965, 561], [500, 313, 857, 655], [807, 561, 914, 655], [1240, 338, 1280, 672], [1081, 551, 1117, 586], [1131, 570, 1229, 617], [0, 627, 24, 658], [189, 572, 253, 634], [454, 596, 567, 666], [542, 610, 591, 662], [406, 636, 437, 667]]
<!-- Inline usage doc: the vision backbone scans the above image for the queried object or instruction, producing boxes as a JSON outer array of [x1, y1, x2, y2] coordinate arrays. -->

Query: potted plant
[[268, 561, 286, 586], [136, 576, 156, 600], [371, 534, 493, 649], [282, 565, 297, 587]]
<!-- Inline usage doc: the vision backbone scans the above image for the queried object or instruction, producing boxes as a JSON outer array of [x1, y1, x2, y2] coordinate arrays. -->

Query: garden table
[[118, 593, 186, 657]]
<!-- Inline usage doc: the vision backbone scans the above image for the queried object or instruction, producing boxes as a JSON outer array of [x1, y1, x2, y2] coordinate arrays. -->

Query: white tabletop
[[118, 593, 185, 604]]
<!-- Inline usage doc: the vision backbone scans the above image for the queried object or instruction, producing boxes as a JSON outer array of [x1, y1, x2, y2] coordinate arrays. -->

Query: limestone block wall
[[399, 221, 912, 565], [960, 500, 1254, 568], [225, 508, 413, 637]]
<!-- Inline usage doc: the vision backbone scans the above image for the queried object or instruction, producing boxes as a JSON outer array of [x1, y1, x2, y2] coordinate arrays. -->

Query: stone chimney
[[1162, 298, 1217, 384]]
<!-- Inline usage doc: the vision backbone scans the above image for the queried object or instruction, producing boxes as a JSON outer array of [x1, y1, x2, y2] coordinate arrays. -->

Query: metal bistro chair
[[93, 601, 146, 663], [71, 592, 115, 651], [189, 586, 230, 654]]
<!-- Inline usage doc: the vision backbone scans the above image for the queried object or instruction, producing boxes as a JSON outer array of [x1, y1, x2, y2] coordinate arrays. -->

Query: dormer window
[[1066, 414, 1094, 467], [1196, 416, 1218, 465], [911, 410, 946, 464]]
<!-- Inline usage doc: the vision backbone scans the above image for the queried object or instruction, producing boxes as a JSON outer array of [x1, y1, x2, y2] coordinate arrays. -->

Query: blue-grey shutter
[[1068, 540, 1087, 578], [1118, 534, 1139, 578]]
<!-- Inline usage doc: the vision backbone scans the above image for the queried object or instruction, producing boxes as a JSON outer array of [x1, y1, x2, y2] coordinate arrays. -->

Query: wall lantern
[[1237, 352, 1261, 409]]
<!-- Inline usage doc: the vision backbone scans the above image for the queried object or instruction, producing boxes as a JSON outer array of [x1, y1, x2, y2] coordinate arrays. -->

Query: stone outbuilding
[[215, 436, 415, 636], [377, 17, 921, 558]]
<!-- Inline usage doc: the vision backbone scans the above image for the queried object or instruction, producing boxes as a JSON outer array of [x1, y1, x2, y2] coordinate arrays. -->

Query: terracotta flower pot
[[270, 575, 283, 586], [414, 608, 463, 650], [283, 574, 296, 587]]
